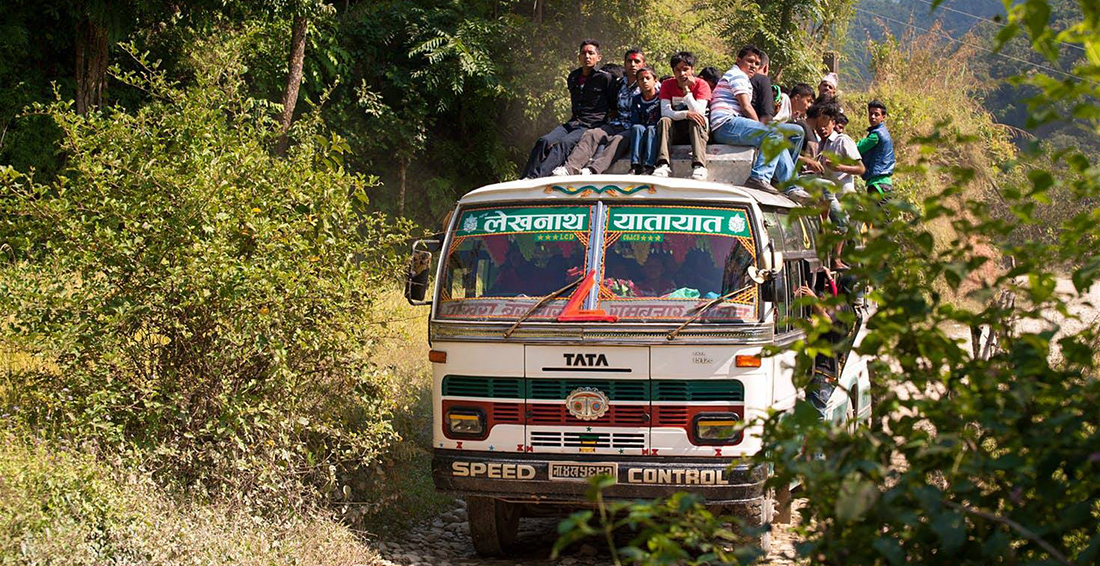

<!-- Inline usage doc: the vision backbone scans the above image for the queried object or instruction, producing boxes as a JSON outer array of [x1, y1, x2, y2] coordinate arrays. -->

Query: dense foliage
[[0, 0, 861, 227], [560, 1, 1100, 564], [0, 38, 410, 508]]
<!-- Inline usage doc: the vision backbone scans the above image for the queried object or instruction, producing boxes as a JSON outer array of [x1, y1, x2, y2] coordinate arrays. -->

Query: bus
[[403, 173, 873, 555]]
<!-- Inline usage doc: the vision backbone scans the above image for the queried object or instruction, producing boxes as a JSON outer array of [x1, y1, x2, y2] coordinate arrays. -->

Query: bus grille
[[527, 403, 648, 426], [529, 431, 646, 448]]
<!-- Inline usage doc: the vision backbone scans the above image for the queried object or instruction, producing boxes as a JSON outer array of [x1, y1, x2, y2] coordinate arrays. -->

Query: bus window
[[437, 205, 592, 321], [599, 205, 760, 322], [778, 211, 814, 254]]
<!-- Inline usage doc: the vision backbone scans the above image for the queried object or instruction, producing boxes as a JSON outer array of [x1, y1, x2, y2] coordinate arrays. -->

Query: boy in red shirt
[[652, 51, 711, 180]]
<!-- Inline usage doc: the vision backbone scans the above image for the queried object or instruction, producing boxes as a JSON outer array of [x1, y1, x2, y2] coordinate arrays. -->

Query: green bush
[[0, 37, 411, 509]]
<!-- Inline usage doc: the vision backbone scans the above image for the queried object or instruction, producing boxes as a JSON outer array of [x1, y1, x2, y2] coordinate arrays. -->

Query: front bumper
[[433, 449, 766, 505]]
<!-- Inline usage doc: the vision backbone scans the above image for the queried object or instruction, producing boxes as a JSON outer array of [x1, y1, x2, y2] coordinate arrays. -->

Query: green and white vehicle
[[404, 173, 873, 555]]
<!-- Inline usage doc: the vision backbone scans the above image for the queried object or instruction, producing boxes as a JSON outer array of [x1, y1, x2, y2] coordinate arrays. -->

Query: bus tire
[[731, 494, 773, 555], [467, 496, 520, 557], [775, 483, 793, 524]]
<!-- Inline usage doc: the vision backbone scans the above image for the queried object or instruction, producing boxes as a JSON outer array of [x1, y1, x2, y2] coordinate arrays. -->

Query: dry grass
[[0, 430, 383, 566]]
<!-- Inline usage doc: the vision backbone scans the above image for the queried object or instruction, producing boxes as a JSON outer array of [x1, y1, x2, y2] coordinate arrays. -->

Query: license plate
[[548, 462, 618, 482]]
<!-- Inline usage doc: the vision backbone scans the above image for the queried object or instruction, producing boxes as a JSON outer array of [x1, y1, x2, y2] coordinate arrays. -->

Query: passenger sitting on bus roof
[[628, 66, 662, 174], [818, 72, 838, 99], [652, 51, 712, 181], [856, 100, 895, 197], [698, 66, 721, 92], [555, 49, 647, 176], [601, 63, 625, 82], [521, 39, 616, 179], [821, 111, 865, 270], [773, 85, 792, 123], [709, 45, 803, 194], [749, 50, 775, 124]]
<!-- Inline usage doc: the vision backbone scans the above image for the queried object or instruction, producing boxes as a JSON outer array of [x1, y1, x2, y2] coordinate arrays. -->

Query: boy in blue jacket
[[628, 66, 662, 174], [856, 100, 895, 195]]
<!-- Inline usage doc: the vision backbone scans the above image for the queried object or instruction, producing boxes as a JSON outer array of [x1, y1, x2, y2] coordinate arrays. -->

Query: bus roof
[[457, 174, 798, 209]]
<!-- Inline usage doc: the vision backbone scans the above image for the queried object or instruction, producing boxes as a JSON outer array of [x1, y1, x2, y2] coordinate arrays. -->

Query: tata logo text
[[564, 353, 609, 367]]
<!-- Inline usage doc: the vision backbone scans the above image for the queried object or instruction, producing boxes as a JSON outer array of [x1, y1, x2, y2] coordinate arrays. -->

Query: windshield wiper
[[666, 262, 760, 341], [665, 285, 752, 341], [503, 276, 584, 338]]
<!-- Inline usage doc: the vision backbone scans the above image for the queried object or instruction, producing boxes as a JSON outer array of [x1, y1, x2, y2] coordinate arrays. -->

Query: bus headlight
[[692, 413, 742, 445], [446, 409, 485, 438]]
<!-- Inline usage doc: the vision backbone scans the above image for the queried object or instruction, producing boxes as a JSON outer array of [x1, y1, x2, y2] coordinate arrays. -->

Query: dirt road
[[372, 498, 803, 566]]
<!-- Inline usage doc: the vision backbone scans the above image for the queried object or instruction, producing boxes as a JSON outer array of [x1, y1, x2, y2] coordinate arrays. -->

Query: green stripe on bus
[[651, 379, 744, 402], [441, 376, 743, 402], [441, 375, 524, 398], [527, 379, 650, 401]]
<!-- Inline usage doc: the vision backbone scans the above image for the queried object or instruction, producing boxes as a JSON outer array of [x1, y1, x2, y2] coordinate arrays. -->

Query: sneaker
[[630, 164, 644, 175], [784, 187, 812, 202], [691, 165, 708, 180], [580, 167, 593, 176], [652, 163, 671, 177], [743, 176, 778, 193], [551, 166, 569, 176]]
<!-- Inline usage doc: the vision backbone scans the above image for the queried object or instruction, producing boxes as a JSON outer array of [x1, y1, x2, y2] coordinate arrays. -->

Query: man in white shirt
[[818, 111, 865, 269], [709, 45, 804, 193], [822, 113, 865, 194]]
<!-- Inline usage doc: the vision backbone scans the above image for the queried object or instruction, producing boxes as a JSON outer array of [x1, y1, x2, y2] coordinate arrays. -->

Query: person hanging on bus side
[[628, 66, 662, 174], [796, 268, 859, 420], [521, 39, 616, 179], [652, 51, 712, 180], [856, 100, 895, 198], [709, 45, 804, 193], [786, 98, 841, 202], [556, 49, 647, 176], [820, 112, 865, 270]]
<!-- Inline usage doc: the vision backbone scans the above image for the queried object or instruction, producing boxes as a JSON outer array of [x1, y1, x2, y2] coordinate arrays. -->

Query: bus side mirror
[[405, 239, 440, 306]]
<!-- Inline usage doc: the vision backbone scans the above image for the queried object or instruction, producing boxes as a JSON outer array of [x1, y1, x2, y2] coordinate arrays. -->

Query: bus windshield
[[437, 205, 591, 321], [598, 205, 759, 322]]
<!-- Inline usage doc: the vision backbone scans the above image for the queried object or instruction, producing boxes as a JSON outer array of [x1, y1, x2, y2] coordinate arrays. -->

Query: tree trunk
[[397, 157, 408, 216], [275, 15, 308, 156], [75, 14, 109, 115]]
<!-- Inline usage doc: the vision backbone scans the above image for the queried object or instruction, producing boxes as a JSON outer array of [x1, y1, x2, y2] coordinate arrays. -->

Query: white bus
[[404, 174, 873, 555]]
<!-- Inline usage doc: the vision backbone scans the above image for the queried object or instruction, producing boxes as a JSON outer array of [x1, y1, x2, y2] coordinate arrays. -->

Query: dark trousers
[[655, 117, 708, 168], [522, 123, 589, 179], [563, 124, 630, 174]]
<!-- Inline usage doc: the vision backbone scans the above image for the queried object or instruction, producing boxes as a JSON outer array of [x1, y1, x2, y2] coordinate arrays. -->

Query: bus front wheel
[[467, 496, 520, 556]]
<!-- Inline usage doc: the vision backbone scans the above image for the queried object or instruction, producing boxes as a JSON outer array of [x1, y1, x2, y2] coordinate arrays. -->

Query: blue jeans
[[711, 118, 803, 184], [629, 124, 658, 167]]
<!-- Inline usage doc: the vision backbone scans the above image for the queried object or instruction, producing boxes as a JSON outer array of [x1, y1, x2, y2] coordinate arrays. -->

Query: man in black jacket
[[521, 39, 616, 179], [749, 50, 775, 123]]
